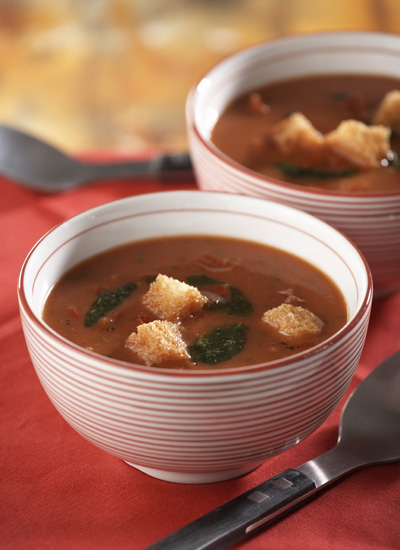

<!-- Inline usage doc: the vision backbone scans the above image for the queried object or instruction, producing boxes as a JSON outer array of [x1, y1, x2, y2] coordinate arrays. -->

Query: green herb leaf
[[331, 91, 349, 101], [84, 281, 137, 326], [208, 286, 254, 315], [187, 274, 254, 315], [188, 323, 249, 364], [186, 274, 220, 286], [227, 287, 254, 315], [276, 162, 358, 179], [388, 151, 400, 169]]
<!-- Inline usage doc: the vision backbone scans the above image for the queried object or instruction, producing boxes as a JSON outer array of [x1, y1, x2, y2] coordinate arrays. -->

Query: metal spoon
[[146, 350, 400, 550], [0, 124, 193, 192]]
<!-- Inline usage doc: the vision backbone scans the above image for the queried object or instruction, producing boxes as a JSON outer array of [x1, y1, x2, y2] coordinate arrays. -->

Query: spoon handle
[[79, 153, 194, 182], [145, 469, 316, 550]]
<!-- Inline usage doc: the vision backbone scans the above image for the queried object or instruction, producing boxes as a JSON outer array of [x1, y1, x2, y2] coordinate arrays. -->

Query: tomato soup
[[43, 235, 347, 369], [211, 74, 400, 192]]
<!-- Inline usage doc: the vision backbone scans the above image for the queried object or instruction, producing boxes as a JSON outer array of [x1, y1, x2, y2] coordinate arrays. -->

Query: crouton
[[125, 320, 190, 366], [372, 90, 400, 131], [143, 274, 207, 321], [271, 112, 325, 154], [262, 303, 323, 338], [325, 120, 390, 168]]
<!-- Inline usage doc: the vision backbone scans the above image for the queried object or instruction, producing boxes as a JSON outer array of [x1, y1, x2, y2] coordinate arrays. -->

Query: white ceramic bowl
[[18, 191, 372, 484], [186, 31, 400, 298]]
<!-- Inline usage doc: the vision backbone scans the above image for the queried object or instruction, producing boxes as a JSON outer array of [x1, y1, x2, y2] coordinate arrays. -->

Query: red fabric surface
[[1, 156, 400, 550]]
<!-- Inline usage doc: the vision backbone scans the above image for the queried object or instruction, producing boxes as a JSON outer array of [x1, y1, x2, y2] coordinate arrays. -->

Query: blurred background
[[1, 0, 400, 154]]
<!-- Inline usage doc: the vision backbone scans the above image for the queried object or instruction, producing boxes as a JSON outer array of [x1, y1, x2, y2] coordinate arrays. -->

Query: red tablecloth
[[1, 156, 400, 550]]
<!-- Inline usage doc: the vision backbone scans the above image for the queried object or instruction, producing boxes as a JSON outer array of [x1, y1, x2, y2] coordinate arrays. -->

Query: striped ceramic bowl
[[186, 31, 400, 298], [18, 191, 372, 484]]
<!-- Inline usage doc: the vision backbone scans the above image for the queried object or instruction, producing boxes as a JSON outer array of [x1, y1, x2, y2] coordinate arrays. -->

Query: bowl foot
[[124, 461, 261, 484]]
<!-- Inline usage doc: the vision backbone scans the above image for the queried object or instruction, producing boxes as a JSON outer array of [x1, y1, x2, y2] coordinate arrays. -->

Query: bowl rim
[[186, 29, 400, 200], [18, 190, 373, 378]]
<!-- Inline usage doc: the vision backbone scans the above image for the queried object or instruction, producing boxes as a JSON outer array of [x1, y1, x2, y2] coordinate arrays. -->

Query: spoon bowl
[[0, 125, 193, 192]]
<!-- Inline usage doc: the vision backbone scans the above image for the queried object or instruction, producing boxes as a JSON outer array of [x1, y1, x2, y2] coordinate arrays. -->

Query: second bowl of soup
[[186, 31, 400, 297]]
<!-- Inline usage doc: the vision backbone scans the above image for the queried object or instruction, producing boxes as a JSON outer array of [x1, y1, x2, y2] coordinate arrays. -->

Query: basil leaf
[[188, 323, 249, 364], [331, 91, 349, 100], [276, 162, 357, 179], [388, 150, 400, 169], [187, 274, 254, 316], [84, 281, 137, 326], [228, 287, 254, 315], [186, 274, 220, 286]]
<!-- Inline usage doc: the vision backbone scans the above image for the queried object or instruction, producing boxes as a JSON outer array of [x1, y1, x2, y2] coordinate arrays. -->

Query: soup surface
[[43, 235, 347, 369], [211, 74, 400, 192]]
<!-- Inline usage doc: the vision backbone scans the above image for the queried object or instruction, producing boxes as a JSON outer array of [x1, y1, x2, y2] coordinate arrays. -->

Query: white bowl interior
[[191, 32, 400, 141], [22, 191, 370, 330]]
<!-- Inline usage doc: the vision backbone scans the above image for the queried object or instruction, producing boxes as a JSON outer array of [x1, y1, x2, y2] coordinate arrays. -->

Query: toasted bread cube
[[262, 303, 323, 338], [143, 274, 207, 321], [373, 90, 400, 131], [126, 320, 190, 366], [325, 120, 390, 168], [271, 112, 325, 154]]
